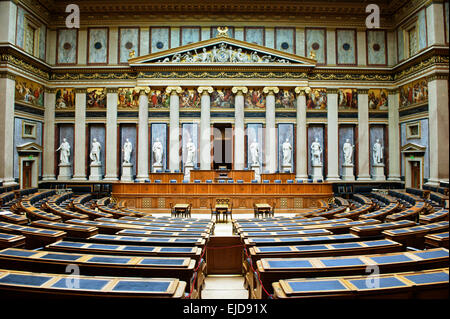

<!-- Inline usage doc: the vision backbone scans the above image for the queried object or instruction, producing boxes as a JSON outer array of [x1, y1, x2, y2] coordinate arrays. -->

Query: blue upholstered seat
[[286, 179, 294, 184], [144, 179, 151, 183], [156, 169, 163, 173], [237, 180, 244, 183], [274, 180, 281, 184], [169, 179, 177, 183], [154, 180, 161, 183], [194, 180, 201, 183], [251, 180, 258, 183], [296, 179, 303, 183], [206, 179, 212, 183], [174, 169, 180, 173], [218, 180, 225, 183], [263, 180, 270, 183], [165, 169, 170, 173], [227, 180, 234, 183], [182, 180, 189, 183], [307, 179, 313, 183]]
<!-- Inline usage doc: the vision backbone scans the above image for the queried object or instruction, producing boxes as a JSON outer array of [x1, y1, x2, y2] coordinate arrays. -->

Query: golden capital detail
[[106, 87, 119, 94], [197, 86, 214, 95], [263, 87, 279, 95], [135, 86, 150, 95], [165, 86, 182, 95], [231, 86, 248, 95], [74, 88, 87, 94], [327, 88, 339, 95], [294, 87, 311, 96], [358, 88, 369, 94]]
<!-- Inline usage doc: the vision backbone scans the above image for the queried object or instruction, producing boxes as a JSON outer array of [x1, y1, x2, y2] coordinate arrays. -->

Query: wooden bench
[[419, 209, 449, 224], [0, 268, 186, 299], [254, 247, 449, 298], [358, 203, 400, 221], [0, 221, 66, 249], [311, 206, 347, 218], [349, 220, 417, 237], [385, 201, 426, 222], [424, 232, 449, 249], [243, 233, 361, 247], [334, 204, 373, 220], [0, 232, 25, 249], [235, 218, 352, 233], [0, 210, 28, 225], [86, 233, 207, 248], [0, 248, 199, 297], [272, 268, 449, 299], [382, 221, 449, 249], [45, 202, 89, 221], [96, 217, 212, 232], [30, 220, 99, 239]]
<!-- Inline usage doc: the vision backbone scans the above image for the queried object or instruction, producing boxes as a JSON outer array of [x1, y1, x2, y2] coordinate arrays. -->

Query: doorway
[[410, 161, 421, 189], [22, 161, 33, 189], [213, 124, 233, 170]]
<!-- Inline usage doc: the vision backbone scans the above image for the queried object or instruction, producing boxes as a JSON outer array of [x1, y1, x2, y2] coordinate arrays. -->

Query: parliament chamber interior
[[0, 0, 449, 307]]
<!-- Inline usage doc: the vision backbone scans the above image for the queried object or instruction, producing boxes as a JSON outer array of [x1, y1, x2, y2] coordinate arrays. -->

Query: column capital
[[295, 86, 310, 96], [136, 87, 150, 95], [0, 72, 16, 81], [428, 73, 449, 82], [44, 87, 57, 94], [106, 87, 119, 94], [166, 86, 182, 95], [232, 86, 248, 95], [327, 88, 339, 95], [197, 86, 214, 95], [74, 88, 87, 94], [263, 86, 279, 95], [387, 88, 399, 95], [357, 88, 369, 94]]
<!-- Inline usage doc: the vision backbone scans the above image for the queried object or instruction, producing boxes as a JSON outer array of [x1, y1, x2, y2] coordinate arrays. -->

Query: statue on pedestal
[[282, 138, 292, 166], [153, 138, 163, 166], [343, 139, 354, 165], [250, 139, 260, 166], [123, 138, 133, 164], [311, 138, 322, 166], [56, 138, 71, 165], [373, 139, 383, 164], [90, 138, 101, 165], [185, 138, 195, 166]]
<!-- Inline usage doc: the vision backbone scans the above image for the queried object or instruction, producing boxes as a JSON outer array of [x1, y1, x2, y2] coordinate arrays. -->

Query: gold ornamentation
[[217, 26, 229, 38]]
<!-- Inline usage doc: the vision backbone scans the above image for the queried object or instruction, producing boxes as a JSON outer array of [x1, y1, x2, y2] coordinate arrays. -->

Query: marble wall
[[57, 29, 77, 64], [151, 123, 167, 171], [397, 27, 404, 61], [246, 123, 263, 168], [120, 124, 137, 178], [181, 27, 200, 46], [150, 27, 170, 53], [13, 118, 43, 179], [367, 30, 387, 65], [89, 124, 106, 177], [445, 1, 449, 43], [275, 28, 295, 54], [39, 25, 46, 60], [306, 28, 326, 64], [88, 28, 108, 64], [245, 27, 264, 46], [16, 6, 25, 48], [307, 125, 324, 176], [278, 123, 294, 172], [418, 9, 427, 51], [119, 28, 139, 63], [336, 29, 356, 64]]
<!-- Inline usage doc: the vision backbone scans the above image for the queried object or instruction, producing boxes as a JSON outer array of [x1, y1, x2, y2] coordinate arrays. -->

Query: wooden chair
[[223, 204, 233, 223], [210, 204, 219, 222]]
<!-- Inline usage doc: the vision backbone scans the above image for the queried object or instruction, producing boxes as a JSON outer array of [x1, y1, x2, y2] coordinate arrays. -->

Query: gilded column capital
[[0, 72, 16, 81], [44, 87, 57, 94], [74, 88, 87, 94], [166, 86, 182, 95], [327, 88, 339, 95], [357, 88, 369, 94], [231, 86, 248, 95], [295, 86, 311, 96], [428, 73, 449, 82], [136, 87, 150, 95], [387, 88, 399, 95], [106, 87, 119, 94], [263, 86, 279, 95], [197, 86, 214, 95]]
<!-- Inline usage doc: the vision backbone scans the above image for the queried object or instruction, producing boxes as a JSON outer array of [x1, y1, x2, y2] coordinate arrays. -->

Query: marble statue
[[311, 138, 322, 165], [123, 138, 133, 164], [250, 139, 260, 166], [153, 138, 163, 166], [185, 138, 195, 166], [282, 138, 292, 165], [373, 139, 383, 164], [56, 138, 70, 165], [90, 138, 101, 165], [343, 139, 354, 165]]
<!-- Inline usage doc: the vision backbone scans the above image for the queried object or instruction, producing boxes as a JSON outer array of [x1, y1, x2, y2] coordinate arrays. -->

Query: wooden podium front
[[111, 180, 332, 210]]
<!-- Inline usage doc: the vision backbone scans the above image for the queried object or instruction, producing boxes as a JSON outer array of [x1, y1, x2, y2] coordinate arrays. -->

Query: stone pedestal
[[373, 164, 386, 181], [281, 164, 292, 173], [153, 164, 163, 173], [121, 163, 133, 182], [57, 163, 72, 181], [251, 163, 261, 182], [184, 163, 194, 182], [342, 164, 355, 181], [312, 164, 323, 181], [89, 163, 102, 181]]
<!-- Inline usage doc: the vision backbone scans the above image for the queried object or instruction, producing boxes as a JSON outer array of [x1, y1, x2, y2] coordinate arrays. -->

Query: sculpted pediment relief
[[401, 143, 426, 153], [129, 34, 316, 67]]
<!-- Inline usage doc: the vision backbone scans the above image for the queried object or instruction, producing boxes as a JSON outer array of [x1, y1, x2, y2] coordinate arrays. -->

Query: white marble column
[[72, 88, 87, 181], [0, 74, 16, 185], [387, 89, 401, 181], [232, 86, 247, 170], [42, 88, 56, 181], [0, 1, 16, 44], [357, 89, 371, 181], [136, 88, 150, 182], [426, 3, 446, 46], [263, 87, 279, 173], [295, 87, 308, 180], [104, 88, 119, 181], [167, 86, 182, 172], [198, 86, 213, 170], [326, 89, 340, 181], [427, 75, 449, 185]]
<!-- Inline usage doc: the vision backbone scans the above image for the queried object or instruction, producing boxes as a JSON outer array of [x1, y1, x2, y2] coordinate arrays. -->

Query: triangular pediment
[[17, 142, 43, 153], [129, 34, 316, 67], [401, 143, 426, 153]]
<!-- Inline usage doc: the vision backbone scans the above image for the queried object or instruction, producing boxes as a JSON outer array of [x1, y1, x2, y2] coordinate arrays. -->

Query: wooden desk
[[173, 204, 190, 217], [214, 204, 229, 223], [254, 203, 272, 218]]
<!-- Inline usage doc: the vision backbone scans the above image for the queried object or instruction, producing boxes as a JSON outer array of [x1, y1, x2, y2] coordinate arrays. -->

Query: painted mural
[[211, 88, 234, 108], [245, 89, 265, 108], [86, 88, 106, 108], [338, 89, 358, 110], [118, 88, 139, 108], [368, 89, 389, 110], [149, 89, 170, 108], [399, 78, 428, 108], [55, 88, 75, 109], [180, 89, 200, 108], [275, 89, 296, 109], [306, 88, 327, 110], [15, 76, 44, 107]]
